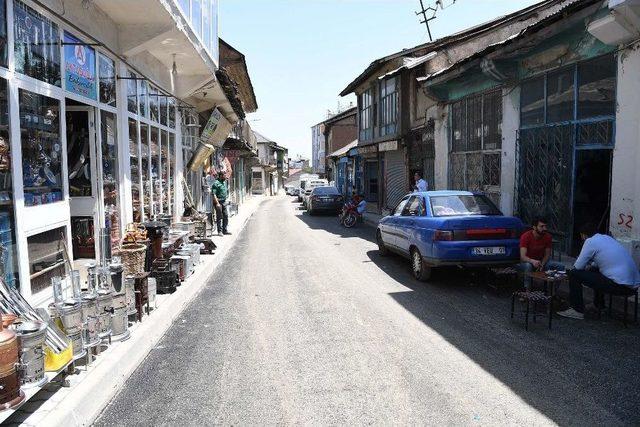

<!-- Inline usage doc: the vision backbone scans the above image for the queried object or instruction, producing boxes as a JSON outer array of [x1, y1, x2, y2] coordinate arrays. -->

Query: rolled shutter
[[385, 149, 407, 209]]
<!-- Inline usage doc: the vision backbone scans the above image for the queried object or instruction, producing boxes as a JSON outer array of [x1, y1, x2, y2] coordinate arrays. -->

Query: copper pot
[[1, 314, 16, 328], [0, 321, 18, 378], [0, 370, 23, 410]]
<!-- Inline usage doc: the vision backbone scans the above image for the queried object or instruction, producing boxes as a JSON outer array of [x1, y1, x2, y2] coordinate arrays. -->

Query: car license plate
[[472, 246, 505, 256]]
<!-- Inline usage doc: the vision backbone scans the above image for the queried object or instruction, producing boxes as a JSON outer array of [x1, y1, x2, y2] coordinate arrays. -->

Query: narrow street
[[95, 196, 640, 426]]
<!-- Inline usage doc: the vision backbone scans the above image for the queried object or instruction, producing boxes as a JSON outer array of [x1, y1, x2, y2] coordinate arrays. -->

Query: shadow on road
[[294, 203, 640, 425]]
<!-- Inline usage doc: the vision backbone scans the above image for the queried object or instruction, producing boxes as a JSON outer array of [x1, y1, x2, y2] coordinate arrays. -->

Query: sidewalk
[[4, 196, 265, 427]]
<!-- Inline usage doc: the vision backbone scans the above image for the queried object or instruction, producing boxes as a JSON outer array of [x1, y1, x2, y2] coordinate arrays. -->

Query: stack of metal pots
[[11, 320, 47, 388], [0, 320, 24, 410], [48, 277, 86, 361]]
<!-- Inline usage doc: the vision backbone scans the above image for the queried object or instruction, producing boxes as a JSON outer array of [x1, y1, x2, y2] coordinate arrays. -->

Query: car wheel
[[377, 230, 389, 256], [411, 248, 432, 282]]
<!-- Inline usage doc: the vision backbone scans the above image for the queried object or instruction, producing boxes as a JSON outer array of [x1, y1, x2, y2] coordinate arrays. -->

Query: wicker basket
[[116, 243, 147, 276]]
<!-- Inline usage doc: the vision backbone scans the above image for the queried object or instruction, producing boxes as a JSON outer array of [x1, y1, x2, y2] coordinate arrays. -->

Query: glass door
[[66, 106, 98, 260]]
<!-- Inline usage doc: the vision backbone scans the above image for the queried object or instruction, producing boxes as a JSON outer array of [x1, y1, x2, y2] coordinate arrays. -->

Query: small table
[[525, 271, 567, 297]]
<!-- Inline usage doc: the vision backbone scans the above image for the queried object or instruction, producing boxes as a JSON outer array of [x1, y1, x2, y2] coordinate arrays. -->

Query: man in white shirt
[[558, 223, 640, 320], [414, 172, 428, 192]]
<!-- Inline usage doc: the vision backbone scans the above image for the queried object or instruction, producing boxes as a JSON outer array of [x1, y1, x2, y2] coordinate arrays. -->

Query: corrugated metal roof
[[328, 140, 358, 158]]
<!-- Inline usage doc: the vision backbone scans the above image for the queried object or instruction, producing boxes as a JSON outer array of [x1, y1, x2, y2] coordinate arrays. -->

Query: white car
[[297, 174, 319, 202]]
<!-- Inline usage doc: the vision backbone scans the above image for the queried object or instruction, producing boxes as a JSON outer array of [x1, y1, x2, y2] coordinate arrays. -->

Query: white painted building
[[0, 0, 247, 305]]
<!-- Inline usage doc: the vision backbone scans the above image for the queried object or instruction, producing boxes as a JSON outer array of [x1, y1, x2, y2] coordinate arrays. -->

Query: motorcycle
[[339, 200, 361, 228]]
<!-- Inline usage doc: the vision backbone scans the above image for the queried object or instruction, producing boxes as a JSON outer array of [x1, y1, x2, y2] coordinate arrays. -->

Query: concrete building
[[252, 131, 287, 196], [311, 122, 325, 174], [321, 107, 357, 183]]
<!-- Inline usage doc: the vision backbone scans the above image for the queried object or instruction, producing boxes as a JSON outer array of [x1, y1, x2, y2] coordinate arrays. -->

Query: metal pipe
[[99, 227, 112, 267]]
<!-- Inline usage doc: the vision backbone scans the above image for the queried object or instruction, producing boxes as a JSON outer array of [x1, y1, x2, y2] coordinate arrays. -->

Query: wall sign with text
[[64, 32, 96, 99]]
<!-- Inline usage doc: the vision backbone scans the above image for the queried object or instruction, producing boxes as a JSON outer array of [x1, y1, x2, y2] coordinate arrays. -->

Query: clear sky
[[219, 0, 540, 160]]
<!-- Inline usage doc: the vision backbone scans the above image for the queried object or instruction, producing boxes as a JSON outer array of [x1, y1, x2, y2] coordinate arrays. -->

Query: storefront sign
[[200, 108, 232, 148], [64, 32, 96, 99], [357, 145, 377, 155], [378, 140, 398, 152]]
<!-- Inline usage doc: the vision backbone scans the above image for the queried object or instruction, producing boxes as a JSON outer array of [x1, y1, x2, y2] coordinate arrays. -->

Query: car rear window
[[312, 187, 340, 195], [430, 195, 501, 217]]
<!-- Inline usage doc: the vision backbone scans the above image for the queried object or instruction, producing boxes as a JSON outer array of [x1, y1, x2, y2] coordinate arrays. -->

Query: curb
[[40, 197, 264, 427]]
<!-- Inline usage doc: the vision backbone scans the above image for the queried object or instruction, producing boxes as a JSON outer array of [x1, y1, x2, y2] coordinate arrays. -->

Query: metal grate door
[[385, 149, 407, 209]]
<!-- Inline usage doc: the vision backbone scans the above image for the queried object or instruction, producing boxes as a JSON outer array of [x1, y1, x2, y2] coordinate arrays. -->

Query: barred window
[[450, 90, 502, 153]]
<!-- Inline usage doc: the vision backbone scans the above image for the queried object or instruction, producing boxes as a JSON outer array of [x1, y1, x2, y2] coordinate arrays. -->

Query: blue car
[[376, 191, 524, 281]]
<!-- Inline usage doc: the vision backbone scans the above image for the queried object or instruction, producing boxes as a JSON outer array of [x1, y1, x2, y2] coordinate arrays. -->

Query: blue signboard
[[64, 32, 96, 99]]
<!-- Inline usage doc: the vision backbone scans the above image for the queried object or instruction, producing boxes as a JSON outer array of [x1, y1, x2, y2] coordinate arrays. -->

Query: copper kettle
[[0, 318, 22, 409]]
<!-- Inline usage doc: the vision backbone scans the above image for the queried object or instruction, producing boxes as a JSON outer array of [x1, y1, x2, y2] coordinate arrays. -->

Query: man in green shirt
[[212, 171, 231, 235]]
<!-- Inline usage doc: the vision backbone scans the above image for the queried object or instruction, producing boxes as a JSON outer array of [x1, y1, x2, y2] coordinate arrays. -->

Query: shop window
[[101, 111, 120, 247], [150, 127, 161, 215], [202, 0, 210, 52], [520, 77, 544, 126], [159, 95, 168, 126], [161, 131, 169, 212], [168, 133, 175, 215], [20, 90, 62, 206], [0, 78, 18, 289], [99, 54, 116, 107], [168, 97, 176, 128], [70, 217, 94, 259], [129, 119, 142, 222], [578, 54, 616, 119], [192, 0, 202, 36], [546, 68, 574, 123], [27, 226, 67, 295], [14, 1, 61, 86], [0, 1, 7, 67], [140, 124, 151, 219], [138, 80, 148, 118], [127, 70, 138, 114], [66, 110, 92, 197], [178, 0, 190, 17], [149, 86, 159, 122]]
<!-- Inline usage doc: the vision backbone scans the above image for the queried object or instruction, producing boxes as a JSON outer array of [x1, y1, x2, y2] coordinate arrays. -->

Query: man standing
[[517, 216, 565, 288], [558, 223, 640, 320], [212, 171, 231, 236], [414, 172, 428, 192]]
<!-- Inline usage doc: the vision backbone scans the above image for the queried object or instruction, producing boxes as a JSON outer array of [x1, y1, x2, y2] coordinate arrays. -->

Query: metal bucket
[[147, 277, 157, 308], [11, 321, 47, 388], [81, 293, 101, 347], [96, 291, 113, 339], [50, 300, 83, 336], [110, 293, 130, 342], [82, 315, 100, 348], [125, 276, 137, 316], [69, 331, 86, 361]]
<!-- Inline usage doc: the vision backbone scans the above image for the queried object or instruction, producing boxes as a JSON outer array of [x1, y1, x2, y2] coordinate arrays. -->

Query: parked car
[[297, 174, 319, 202], [307, 186, 344, 215], [376, 191, 524, 281], [302, 179, 329, 207], [285, 183, 299, 196]]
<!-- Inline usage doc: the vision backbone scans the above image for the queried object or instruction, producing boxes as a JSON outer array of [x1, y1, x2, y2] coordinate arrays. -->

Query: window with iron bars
[[449, 90, 502, 203]]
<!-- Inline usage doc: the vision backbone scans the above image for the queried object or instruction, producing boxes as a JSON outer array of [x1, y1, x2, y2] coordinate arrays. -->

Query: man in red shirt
[[517, 216, 565, 288]]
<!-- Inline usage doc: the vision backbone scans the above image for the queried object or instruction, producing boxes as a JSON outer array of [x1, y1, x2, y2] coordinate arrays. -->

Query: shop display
[[19, 90, 62, 207], [11, 320, 47, 388], [13, 1, 61, 86], [140, 125, 151, 220], [132, 273, 149, 321], [101, 111, 120, 248], [124, 276, 137, 318], [80, 293, 100, 349], [71, 217, 95, 259], [129, 119, 142, 222], [27, 227, 66, 295], [123, 223, 147, 243], [66, 111, 93, 197], [99, 54, 116, 107]]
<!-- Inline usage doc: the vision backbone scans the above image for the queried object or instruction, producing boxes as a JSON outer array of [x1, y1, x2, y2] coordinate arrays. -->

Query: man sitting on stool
[[558, 223, 640, 320], [517, 216, 565, 288]]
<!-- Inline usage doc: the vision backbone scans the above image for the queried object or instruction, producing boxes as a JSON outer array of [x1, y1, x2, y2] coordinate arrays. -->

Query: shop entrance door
[[66, 106, 99, 259]]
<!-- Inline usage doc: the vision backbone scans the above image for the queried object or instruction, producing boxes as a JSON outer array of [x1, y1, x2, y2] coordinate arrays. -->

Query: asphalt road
[[95, 196, 640, 426]]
